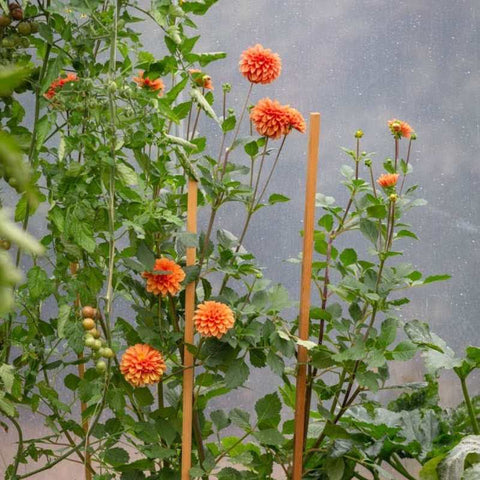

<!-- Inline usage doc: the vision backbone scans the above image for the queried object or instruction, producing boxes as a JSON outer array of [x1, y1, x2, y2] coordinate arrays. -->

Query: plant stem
[[399, 138, 413, 194], [104, 0, 120, 336], [7, 414, 23, 479], [388, 456, 417, 480], [198, 83, 253, 268], [460, 375, 480, 434]]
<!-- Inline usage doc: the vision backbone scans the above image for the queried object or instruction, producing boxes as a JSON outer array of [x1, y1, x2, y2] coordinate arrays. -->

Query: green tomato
[[17, 21, 31, 36], [101, 347, 114, 359], [92, 339, 102, 350], [96, 360, 107, 373], [84, 335, 95, 348]]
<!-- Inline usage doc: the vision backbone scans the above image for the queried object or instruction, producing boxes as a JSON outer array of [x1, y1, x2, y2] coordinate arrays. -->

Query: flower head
[[189, 69, 213, 90], [250, 98, 290, 139], [388, 119, 414, 139], [250, 98, 305, 139], [377, 173, 400, 188], [120, 344, 166, 387], [286, 106, 306, 133], [142, 258, 185, 297], [239, 44, 281, 84], [44, 73, 78, 100], [133, 71, 165, 94], [194, 301, 235, 339]]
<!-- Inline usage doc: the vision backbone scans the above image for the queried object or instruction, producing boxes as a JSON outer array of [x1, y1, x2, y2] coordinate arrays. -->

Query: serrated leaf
[[255, 392, 281, 429]]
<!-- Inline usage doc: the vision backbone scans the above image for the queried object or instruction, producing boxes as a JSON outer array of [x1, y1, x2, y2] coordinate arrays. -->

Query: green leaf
[[423, 274, 451, 285], [164, 134, 197, 151], [390, 341, 417, 361], [57, 304, 71, 338], [359, 218, 378, 244], [253, 428, 286, 446], [211, 409, 230, 431], [137, 242, 155, 270], [378, 318, 398, 348], [405, 320, 444, 352], [117, 162, 138, 186], [64, 373, 80, 391], [367, 204, 388, 219], [325, 458, 345, 480], [268, 193, 290, 205], [255, 393, 281, 429], [229, 409, 251, 430], [134, 388, 154, 407], [0, 64, 31, 96], [27, 266, 52, 301], [0, 364, 15, 393], [339, 248, 357, 266], [104, 447, 130, 467], [420, 455, 444, 480], [190, 87, 219, 124], [438, 435, 480, 480], [221, 115, 236, 133], [224, 359, 249, 389]]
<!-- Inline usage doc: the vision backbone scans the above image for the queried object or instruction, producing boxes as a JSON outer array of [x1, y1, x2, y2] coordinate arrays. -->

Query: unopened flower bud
[[354, 129, 363, 139], [410, 132, 417, 140], [389, 193, 398, 202], [222, 83, 231, 93], [365, 159, 372, 167]]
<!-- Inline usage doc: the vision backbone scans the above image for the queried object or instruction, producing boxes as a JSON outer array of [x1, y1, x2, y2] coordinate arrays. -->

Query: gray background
[[193, 0, 480, 407], [2, 0, 479, 477]]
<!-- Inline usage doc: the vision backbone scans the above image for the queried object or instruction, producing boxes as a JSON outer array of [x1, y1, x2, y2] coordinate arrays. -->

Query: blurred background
[[2, 0, 479, 477]]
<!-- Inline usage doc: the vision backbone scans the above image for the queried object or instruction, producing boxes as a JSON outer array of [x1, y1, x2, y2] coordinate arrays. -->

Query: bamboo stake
[[181, 178, 198, 480], [292, 113, 321, 480]]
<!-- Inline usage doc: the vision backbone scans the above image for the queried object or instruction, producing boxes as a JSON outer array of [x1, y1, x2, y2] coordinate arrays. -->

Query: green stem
[[388, 456, 417, 480], [104, 0, 120, 336], [7, 414, 23, 479], [460, 375, 480, 434]]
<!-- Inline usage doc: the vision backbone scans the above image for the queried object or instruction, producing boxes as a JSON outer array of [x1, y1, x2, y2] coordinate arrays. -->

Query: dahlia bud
[[389, 193, 398, 202], [410, 132, 417, 140], [354, 129, 363, 139], [222, 83, 231, 93], [365, 159, 372, 167]]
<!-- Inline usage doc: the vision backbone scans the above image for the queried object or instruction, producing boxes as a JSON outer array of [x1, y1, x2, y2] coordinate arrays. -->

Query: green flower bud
[[354, 129, 363, 139], [365, 159, 372, 167], [222, 83, 231, 93]]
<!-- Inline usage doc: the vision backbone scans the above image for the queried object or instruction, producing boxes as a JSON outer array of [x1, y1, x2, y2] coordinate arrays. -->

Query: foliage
[[0, 1, 475, 480]]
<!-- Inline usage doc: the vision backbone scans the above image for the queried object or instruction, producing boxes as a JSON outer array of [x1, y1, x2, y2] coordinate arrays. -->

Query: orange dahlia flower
[[189, 69, 213, 90], [250, 98, 290, 139], [388, 119, 414, 139], [377, 173, 400, 188], [286, 106, 306, 133], [44, 73, 78, 100], [133, 71, 165, 94], [142, 258, 185, 297], [239, 44, 281, 84], [120, 344, 166, 387], [194, 301, 235, 339]]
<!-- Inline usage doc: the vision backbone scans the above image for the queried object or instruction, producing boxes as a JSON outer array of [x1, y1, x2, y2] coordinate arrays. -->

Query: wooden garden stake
[[181, 178, 198, 480], [292, 113, 321, 480]]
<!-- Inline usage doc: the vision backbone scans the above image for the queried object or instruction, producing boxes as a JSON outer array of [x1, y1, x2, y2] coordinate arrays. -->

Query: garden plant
[[0, 1, 478, 479]]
